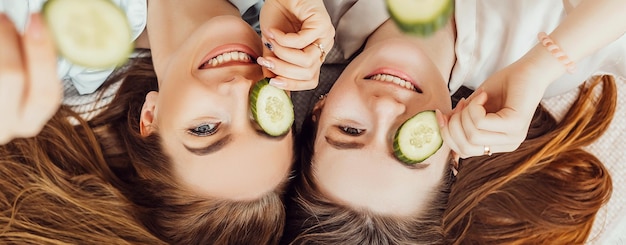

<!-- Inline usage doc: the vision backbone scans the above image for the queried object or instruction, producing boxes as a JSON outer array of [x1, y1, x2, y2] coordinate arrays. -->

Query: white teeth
[[205, 51, 253, 67], [369, 73, 416, 91]]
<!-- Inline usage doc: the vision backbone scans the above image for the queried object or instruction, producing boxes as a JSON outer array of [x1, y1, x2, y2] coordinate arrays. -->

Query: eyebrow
[[325, 136, 365, 150], [183, 129, 289, 156], [184, 134, 233, 156], [325, 136, 431, 170]]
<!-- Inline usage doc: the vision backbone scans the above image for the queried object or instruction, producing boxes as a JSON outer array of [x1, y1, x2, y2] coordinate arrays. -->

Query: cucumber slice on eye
[[393, 110, 443, 164], [386, 0, 454, 37], [42, 0, 133, 68], [249, 78, 294, 137]]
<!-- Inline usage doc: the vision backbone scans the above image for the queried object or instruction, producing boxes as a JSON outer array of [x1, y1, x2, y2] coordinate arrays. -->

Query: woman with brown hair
[[0, 7, 156, 244], [1, 0, 333, 243], [442, 75, 616, 244], [0, 110, 167, 245], [281, 0, 625, 244]]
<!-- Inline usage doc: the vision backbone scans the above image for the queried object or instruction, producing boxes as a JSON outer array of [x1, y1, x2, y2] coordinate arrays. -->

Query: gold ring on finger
[[483, 145, 493, 156], [313, 42, 327, 62]]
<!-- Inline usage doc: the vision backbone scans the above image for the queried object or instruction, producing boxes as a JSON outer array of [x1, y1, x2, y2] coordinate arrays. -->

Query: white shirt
[[450, 0, 626, 98]]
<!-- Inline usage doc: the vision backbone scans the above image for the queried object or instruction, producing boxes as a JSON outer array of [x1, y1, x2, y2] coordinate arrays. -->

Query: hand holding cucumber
[[258, 0, 334, 91], [0, 13, 61, 145], [437, 61, 547, 159]]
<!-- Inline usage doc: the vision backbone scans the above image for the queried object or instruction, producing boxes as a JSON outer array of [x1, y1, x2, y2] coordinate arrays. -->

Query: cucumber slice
[[249, 78, 294, 136], [386, 0, 454, 37], [393, 110, 443, 164], [43, 0, 133, 68]]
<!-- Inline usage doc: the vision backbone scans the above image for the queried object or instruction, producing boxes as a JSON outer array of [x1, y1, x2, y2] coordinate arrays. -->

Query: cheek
[[426, 144, 452, 175]]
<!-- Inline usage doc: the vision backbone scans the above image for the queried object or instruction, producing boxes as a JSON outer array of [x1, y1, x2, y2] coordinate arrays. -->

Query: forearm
[[522, 0, 626, 87]]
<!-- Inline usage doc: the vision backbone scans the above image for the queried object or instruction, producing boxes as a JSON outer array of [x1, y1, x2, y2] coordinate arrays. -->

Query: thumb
[[468, 89, 488, 106]]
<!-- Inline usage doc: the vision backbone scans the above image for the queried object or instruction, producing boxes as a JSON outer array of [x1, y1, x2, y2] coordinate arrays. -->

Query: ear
[[140, 91, 159, 137], [311, 94, 326, 122]]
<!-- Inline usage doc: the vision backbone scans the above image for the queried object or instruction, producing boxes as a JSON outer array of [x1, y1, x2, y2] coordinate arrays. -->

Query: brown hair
[[443, 75, 616, 244], [0, 108, 165, 244], [282, 98, 452, 245], [90, 54, 286, 245]]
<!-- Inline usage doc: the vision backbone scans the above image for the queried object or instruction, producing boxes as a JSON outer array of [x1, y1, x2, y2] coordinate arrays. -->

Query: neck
[[147, 0, 240, 72], [365, 18, 457, 83]]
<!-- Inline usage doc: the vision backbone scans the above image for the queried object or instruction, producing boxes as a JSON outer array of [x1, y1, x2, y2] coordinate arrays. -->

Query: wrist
[[518, 44, 568, 88]]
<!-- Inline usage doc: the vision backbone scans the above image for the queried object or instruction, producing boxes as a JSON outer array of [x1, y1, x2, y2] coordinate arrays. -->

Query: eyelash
[[338, 126, 365, 136], [187, 123, 220, 136]]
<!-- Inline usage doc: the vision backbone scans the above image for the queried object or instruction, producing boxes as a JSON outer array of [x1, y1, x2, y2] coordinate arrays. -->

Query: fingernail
[[269, 78, 286, 89], [264, 41, 273, 51], [435, 109, 446, 128], [257, 57, 274, 70], [27, 13, 43, 40]]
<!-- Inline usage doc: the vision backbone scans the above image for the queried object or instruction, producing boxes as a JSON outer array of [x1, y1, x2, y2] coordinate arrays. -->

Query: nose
[[219, 74, 253, 92], [372, 96, 406, 148], [219, 75, 255, 130], [373, 95, 406, 120]]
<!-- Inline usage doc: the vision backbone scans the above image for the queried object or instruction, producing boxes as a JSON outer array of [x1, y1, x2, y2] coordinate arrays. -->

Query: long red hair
[[444, 75, 616, 244]]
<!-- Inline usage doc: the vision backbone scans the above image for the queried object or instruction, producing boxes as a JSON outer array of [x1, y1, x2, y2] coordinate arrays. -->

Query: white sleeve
[[60, 0, 147, 95], [450, 0, 626, 98], [325, 0, 389, 60]]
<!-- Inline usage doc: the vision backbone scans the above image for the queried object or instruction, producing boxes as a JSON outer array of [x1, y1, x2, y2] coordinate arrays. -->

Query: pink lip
[[198, 44, 259, 68], [365, 68, 422, 92]]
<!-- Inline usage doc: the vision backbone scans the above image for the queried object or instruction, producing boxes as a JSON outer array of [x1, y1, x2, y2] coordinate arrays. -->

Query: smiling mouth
[[365, 73, 423, 93], [199, 51, 254, 69]]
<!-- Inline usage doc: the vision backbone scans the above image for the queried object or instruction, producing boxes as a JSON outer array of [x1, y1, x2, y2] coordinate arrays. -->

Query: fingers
[[263, 0, 334, 50], [265, 21, 334, 51], [258, 38, 322, 91], [257, 0, 334, 92], [0, 14, 60, 145], [265, 38, 319, 68], [0, 13, 26, 144], [439, 91, 526, 158], [259, 56, 316, 81], [469, 90, 521, 133], [19, 13, 61, 137], [268, 76, 319, 91]]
